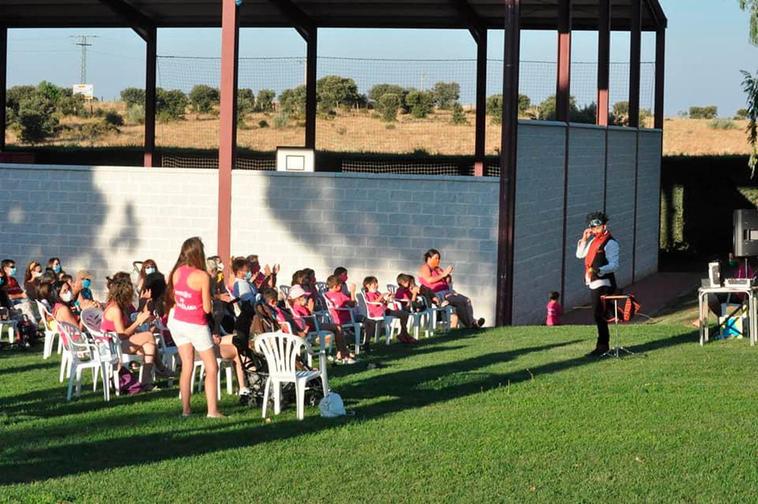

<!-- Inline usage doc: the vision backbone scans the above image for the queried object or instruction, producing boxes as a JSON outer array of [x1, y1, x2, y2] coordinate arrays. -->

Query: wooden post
[[474, 29, 487, 177], [218, 0, 240, 276], [0, 27, 7, 152], [495, 0, 520, 326], [144, 26, 157, 167]]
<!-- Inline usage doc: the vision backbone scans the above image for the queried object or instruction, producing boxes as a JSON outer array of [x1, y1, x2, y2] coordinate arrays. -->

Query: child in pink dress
[[546, 291, 562, 326]]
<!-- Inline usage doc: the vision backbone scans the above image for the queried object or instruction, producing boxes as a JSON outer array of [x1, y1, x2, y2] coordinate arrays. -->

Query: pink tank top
[[419, 265, 450, 293], [101, 302, 128, 333], [172, 265, 207, 325]]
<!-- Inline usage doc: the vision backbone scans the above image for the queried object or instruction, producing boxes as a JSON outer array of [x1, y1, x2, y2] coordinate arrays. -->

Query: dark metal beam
[[96, 0, 154, 41], [144, 26, 157, 167], [496, 0, 520, 327], [0, 27, 6, 152], [267, 0, 315, 41], [450, 0, 486, 43], [474, 28, 487, 176], [654, 27, 665, 129], [218, 0, 240, 279], [555, 0, 571, 122], [596, 0, 610, 126], [628, 0, 641, 127], [305, 27, 318, 149]]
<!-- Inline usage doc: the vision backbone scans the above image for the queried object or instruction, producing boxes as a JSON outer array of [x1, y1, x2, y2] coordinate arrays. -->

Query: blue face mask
[[245, 271, 252, 281], [9, 267, 16, 277], [145, 267, 156, 276], [82, 279, 91, 289], [0, 277, 4, 286], [53, 264, 61, 274]]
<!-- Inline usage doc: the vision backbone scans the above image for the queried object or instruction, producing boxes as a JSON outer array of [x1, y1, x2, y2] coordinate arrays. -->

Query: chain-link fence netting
[[156, 55, 655, 156]]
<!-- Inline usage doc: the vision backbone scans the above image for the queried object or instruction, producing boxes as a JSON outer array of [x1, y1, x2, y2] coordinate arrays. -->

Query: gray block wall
[[635, 130, 662, 278], [605, 128, 638, 289], [512, 122, 566, 324], [563, 124, 607, 312]]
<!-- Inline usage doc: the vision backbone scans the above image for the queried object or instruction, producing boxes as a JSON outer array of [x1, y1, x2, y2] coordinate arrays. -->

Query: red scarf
[[585, 232, 611, 273]]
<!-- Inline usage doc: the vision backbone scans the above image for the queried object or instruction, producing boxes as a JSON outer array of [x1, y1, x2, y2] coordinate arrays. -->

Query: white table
[[698, 285, 758, 346]]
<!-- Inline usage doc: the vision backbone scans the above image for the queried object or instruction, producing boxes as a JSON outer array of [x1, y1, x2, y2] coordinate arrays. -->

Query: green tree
[[450, 102, 467, 125], [736, 108, 750, 119], [256, 89, 275, 112], [17, 94, 58, 144], [739, 0, 758, 45], [369, 84, 407, 109], [189, 85, 220, 113], [688, 106, 718, 119], [741, 70, 758, 175], [486, 94, 532, 123], [238, 88, 256, 115], [36, 81, 64, 104], [156, 88, 188, 121], [317, 75, 361, 113], [572, 103, 596, 124], [6, 85, 37, 121], [120, 88, 146, 108], [378, 93, 401, 122], [57, 93, 86, 116], [279, 86, 307, 117], [538, 95, 580, 120], [432, 82, 460, 109], [405, 89, 435, 118]]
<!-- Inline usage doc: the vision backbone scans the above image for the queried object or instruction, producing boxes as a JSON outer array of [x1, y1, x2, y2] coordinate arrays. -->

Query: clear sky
[[6, 0, 758, 116]]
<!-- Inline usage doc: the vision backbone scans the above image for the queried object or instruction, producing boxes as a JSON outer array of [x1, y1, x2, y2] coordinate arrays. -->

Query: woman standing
[[166, 237, 223, 418]]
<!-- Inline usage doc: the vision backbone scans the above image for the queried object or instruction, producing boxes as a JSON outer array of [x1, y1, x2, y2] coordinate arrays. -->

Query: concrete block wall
[[0, 164, 219, 300], [635, 130, 662, 278], [512, 122, 566, 324], [0, 123, 662, 326], [230, 171, 500, 325], [605, 128, 638, 288], [563, 124, 607, 312]]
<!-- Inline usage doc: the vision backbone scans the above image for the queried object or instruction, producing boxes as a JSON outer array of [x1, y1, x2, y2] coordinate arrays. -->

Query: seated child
[[2, 259, 26, 302], [363, 276, 416, 345], [231, 257, 258, 303], [323, 274, 359, 363], [396, 274, 436, 312], [546, 291, 562, 326]]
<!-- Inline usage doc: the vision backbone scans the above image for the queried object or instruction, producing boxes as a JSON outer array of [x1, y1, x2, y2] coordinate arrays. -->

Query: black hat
[[586, 211, 609, 227]]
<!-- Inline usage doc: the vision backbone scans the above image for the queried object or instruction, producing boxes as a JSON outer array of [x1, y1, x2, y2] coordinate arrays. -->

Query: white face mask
[[145, 267, 156, 275], [60, 291, 73, 303], [217, 263, 224, 271], [32, 271, 42, 279]]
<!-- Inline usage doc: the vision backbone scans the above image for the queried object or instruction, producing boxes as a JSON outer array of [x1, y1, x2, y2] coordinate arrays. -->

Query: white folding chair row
[[322, 294, 363, 354], [57, 321, 119, 401], [355, 291, 400, 344], [191, 356, 235, 400], [279, 317, 333, 366], [254, 331, 329, 420], [82, 307, 149, 383], [36, 300, 62, 359]]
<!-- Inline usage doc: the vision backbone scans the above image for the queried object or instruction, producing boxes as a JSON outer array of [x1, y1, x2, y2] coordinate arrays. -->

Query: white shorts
[[167, 313, 213, 352]]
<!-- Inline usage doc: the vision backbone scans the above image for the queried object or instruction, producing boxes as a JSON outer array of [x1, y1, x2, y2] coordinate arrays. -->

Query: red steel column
[[629, 0, 641, 127], [305, 28, 317, 149], [495, 0, 520, 326], [0, 27, 7, 152], [654, 27, 666, 129], [597, 0, 610, 126], [474, 29, 487, 177], [556, 0, 571, 122], [218, 0, 240, 273], [144, 26, 157, 167]]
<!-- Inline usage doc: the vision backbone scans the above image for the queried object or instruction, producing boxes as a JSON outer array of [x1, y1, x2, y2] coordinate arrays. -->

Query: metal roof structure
[[1, 0, 666, 31]]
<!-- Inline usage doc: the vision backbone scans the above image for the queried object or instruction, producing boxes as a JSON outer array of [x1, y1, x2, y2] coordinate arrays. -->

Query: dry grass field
[[3, 102, 753, 157]]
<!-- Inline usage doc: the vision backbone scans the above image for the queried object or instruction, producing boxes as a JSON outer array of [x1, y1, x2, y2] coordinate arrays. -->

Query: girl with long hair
[[166, 237, 223, 418]]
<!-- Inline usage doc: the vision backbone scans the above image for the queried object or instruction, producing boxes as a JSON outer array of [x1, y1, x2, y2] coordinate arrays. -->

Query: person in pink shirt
[[363, 276, 416, 345], [546, 291, 562, 326], [324, 275, 357, 363]]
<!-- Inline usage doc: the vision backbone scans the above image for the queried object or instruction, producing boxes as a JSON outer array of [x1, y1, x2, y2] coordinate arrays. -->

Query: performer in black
[[576, 211, 620, 356]]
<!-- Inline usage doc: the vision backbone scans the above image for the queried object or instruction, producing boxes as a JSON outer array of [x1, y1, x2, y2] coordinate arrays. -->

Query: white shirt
[[232, 278, 258, 303], [576, 235, 620, 289]]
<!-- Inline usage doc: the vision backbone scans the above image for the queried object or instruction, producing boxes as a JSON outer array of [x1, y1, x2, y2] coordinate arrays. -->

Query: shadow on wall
[[1, 165, 140, 296], [246, 172, 499, 322]]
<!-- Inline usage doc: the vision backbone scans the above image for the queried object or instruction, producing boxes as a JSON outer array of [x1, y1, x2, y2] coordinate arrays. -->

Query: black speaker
[[734, 209, 758, 258]]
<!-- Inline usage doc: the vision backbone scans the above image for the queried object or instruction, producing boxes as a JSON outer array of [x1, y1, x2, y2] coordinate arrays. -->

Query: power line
[[70, 34, 98, 84]]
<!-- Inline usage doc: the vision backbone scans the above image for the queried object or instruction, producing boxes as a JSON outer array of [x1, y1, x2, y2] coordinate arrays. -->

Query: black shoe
[[586, 345, 610, 357], [477, 318, 485, 328]]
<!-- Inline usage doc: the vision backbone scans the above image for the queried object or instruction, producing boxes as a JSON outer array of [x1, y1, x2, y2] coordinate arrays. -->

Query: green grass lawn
[[2, 324, 758, 502]]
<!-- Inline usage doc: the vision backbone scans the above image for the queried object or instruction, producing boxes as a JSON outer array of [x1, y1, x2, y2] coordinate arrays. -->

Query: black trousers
[[591, 286, 613, 347], [446, 293, 477, 328], [364, 309, 411, 342]]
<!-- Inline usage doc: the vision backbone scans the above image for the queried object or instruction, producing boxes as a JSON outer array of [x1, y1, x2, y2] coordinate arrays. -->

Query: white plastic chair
[[36, 300, 61, 359], [57, 321, 117, 401], [0, 319, 17, 344], [279, 285, 291, 299], [280, 315, 333, 364], [323, 294, 363, 354], [254, 331, 328, 420], [355, 291, 398, 344], [191, 356, 234, 400]]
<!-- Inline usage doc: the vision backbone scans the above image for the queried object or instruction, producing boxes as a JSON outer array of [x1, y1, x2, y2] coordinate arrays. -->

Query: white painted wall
[[0, 123, 662, 325]]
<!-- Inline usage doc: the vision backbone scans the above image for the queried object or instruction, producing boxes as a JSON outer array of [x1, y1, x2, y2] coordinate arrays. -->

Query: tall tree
[[739, 0, 758, 45], [739, 1, 758, 174]]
